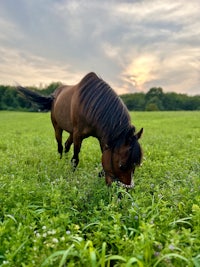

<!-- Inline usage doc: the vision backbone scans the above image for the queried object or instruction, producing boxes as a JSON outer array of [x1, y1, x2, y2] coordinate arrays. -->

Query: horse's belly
[[54, 105, 73, 132]]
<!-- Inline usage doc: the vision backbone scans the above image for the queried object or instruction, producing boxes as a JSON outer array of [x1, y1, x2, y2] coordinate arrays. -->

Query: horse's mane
[[79, 72, 134, 147]]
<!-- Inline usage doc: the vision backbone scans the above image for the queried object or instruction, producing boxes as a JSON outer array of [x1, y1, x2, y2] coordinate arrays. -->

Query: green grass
[[0, 111, 200, 267]]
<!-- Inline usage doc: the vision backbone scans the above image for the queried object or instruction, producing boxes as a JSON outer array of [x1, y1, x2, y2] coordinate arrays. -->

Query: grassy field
[[0, 111, 200, 267]]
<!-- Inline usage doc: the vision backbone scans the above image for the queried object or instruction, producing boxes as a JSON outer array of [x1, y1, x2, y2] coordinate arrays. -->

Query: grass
[[0, 111, 200, 267]]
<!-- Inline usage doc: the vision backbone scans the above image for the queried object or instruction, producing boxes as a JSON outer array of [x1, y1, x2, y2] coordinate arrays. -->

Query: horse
[[17, 72, 143, 188]]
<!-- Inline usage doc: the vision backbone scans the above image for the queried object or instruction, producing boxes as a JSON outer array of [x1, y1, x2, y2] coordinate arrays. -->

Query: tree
[[145, 87, 164, 110], [120, 93, 145, 111]]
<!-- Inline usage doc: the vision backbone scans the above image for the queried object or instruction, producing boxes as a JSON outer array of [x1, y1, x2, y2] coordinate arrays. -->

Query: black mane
[[79, 72, 134, 146]]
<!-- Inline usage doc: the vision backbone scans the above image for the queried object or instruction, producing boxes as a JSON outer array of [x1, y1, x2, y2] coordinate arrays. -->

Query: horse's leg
[[71, 132, 82, 170], [65, 133, 73, 153], [55, 127, 63, 158], [98, 140, 105, 177]]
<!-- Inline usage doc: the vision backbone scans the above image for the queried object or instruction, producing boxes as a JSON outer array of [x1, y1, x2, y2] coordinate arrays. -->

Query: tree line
[[121, 87, 200, 111], [0, 83, 200, 111]]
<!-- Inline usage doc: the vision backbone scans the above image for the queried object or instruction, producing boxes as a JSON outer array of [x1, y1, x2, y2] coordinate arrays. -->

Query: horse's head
[[102, 128, 143, 189]]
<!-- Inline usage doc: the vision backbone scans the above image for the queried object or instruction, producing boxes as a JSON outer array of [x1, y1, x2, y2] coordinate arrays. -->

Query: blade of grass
[[153, 253, 189, 267]]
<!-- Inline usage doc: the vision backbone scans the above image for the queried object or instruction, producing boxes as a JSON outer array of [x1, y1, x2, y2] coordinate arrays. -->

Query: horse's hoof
[[98, 169, 105, 178], [71, 158, 78, 171]]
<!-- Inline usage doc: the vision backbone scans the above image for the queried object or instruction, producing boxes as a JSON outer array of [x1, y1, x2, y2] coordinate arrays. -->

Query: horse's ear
[[135, 128, 143, 140], [127, 126, 135, 138]]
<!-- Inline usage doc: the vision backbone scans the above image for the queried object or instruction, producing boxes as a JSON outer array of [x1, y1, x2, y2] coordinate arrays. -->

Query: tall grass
[[0, 111, 200, 266]]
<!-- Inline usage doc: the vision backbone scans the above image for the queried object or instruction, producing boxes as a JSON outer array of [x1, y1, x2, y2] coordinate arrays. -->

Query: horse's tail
[[17, 86, 54, 111]]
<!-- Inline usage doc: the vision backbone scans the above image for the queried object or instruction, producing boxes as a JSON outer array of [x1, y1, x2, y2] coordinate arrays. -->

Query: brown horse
[[17, 72, 143, 188]]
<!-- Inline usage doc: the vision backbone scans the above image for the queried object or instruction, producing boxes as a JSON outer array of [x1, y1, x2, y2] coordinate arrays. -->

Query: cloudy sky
[[0, 0, 200, 95]]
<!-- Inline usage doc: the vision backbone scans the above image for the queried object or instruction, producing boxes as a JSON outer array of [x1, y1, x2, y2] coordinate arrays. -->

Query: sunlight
[[124, 55, 158, 91]]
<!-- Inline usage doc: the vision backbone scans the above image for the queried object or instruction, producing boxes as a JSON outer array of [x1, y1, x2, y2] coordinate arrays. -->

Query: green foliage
[[120, 93, 146, 111], [0, 111, 200, 266], [121, 87, 200, 111]]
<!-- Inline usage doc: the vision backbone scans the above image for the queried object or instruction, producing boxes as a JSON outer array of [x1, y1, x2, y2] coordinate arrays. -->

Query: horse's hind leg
[[71, 132, 82, 170], [54, 127, 63, 158], [65, 133, 73, 153]]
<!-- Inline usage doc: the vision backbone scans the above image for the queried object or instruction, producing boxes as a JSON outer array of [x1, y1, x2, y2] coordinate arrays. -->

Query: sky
[[0, 0, 200, 95]]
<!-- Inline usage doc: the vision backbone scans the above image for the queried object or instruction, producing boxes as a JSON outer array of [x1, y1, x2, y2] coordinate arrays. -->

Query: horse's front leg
[[71, 133, 82, 170]]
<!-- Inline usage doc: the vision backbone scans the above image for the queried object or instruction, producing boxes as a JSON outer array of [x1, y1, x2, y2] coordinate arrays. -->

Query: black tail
[[17, 86, 54, 111]]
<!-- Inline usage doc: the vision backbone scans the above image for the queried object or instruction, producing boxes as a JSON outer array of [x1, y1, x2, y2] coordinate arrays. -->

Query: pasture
[[0, 111, 199, 267]]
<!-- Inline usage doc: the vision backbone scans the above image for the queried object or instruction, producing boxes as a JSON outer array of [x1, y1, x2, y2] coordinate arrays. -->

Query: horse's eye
[[119, 164, 128, 171]]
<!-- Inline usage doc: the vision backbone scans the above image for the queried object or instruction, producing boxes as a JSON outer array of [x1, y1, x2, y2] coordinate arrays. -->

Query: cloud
[[110, 0, 200, 94], [121, 44, 200, 94], [0, 0, 199, 95], [123, 54, 159, 90], [0, 47, 82, 87]]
